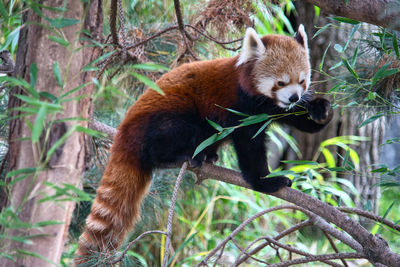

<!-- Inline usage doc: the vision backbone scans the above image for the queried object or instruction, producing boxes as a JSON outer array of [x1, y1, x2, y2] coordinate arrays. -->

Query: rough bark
[[303, 0, 400, 31], [0, 1, 102, 266]]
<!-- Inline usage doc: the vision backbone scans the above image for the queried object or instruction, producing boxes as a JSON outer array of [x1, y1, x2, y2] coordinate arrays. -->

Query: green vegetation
[[0, 0, 399, 266]]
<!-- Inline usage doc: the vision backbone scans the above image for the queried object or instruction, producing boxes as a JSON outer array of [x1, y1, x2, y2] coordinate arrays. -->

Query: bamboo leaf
[[341, 57, 359, 79], [6, 167, 37, 178], [393, 33, 399, 59], [45, 17, 80, 28], [53, 62, 63, 87], [131, 72, 164, 95], [31, 105, 47, 143], [358, 112, 385, 128], [48, 35, 70, 47], [206, 119, 223, 131], [29, 63, 38, 88], [332, 17, 360, 25], [266, 170, 295, 177], [252, 120, 271, 139]]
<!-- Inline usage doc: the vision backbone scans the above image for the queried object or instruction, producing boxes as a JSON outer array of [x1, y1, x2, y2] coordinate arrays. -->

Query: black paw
[[188, 153, 207, 168], [305, 98, 332, 124], [250, 176, 292, 193], [205, 152, 219, 163]]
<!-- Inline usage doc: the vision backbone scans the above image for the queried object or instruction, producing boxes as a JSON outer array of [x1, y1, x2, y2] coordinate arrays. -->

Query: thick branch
[[303, 0, 400, 31], [195, 163, 400, 266], [89, 120, 400, 266]]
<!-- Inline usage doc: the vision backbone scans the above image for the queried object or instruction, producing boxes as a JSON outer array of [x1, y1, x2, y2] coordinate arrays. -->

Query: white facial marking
[[281, 74, 290, 84], [256, 77, 275, 97], [236, 28, 266, 67], [276, 84, 304, 108]]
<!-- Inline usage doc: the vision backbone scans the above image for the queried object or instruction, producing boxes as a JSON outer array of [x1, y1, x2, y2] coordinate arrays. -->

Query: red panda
[[75, 25, 332, 263]]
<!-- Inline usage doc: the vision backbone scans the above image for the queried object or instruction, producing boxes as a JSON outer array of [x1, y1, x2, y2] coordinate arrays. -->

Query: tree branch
[[303, 0, 400, 31], [89, 120, 400, 266]]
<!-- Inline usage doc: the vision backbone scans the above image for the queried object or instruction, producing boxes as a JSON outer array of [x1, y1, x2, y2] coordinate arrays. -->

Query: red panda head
[[236, 25, 311, 108]]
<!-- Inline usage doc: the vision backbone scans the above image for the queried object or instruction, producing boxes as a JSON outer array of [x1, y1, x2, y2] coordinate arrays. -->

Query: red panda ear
[[236, 28, 266, 66], [295, 24, 308, 51]]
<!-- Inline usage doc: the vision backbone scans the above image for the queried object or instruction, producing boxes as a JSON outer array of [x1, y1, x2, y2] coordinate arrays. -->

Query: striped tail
[[75, 154, 151, 265]]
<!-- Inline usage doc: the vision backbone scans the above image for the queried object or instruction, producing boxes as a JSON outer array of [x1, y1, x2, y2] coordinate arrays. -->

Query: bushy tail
[[75, 154, 151, 265]]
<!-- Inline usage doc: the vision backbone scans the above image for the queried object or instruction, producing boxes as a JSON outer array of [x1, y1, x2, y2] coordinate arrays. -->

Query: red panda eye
[[300, 80, 305, 84], [277, 81, 285, 87]]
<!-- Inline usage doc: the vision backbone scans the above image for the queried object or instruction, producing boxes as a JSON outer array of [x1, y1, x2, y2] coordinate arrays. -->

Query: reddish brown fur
[[75, 56, 246, 263], [76, 31, 313, 264]]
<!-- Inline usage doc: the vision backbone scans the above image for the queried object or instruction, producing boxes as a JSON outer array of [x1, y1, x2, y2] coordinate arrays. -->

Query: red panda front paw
[[250, 176, 292, 193], [306, 98, 333, 125]]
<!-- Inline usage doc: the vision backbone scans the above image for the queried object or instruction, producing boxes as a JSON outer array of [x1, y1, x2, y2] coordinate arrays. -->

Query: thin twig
[[197, 205, 307, 266], [117, 0, 127, 60], [161, 162, 188, 267], [268, 252, 365, 267], [323, 230, 350, 267], [234, 220, 312, 265], [339, 207, 400, 232], [110, 0, 119, 46], [112, 230, 166, 264]]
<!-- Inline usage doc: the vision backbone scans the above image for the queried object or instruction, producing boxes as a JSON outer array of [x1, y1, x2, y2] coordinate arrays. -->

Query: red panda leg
[[75, 155, 151, 265]]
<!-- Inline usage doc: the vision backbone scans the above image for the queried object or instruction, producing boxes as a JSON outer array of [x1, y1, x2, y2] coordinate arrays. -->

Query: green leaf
[[53, 62, 63, 87], [341, 57, 359, 79], [358, 112, 385, 128], [252, 120, 271, 139], [367, 92, 377, 100], [193, 128, 235, 158], [281, 160, 319, 165], [393, 33, 399, 59], [334, 44, 343, 53], [329, 61, 343, 71], [39, 91, 58, 102], [29, 63, 38, 88], [206, 119, 223, 131], [371, 63, 399, 86], [0, 76, 39, 98], [131, 72, 164, 95], [319, 43, 331, 71], [0, 1, 8, 20], [48, 35, 70, 47], [31, 105, 47, 143], [239, 114, 269, 127], [6, 167, 37, 178], [167, 233, 197, 265], [332, 17, 360, 25], [46, 17, 80, 28], [16, 249, 56, 265], [382, 202, 394, 221], [14, 94, 63, 110], [75, 125, 106, 138], [215, 105, 249, 117], [351, 41, 360, 67], [312, 23, 331, 39], [343, 24, 360, 52], [60, 82, 90, 99], [131, 63, 170, 72], [266, 170, 295, 177], [33, 220, 64, 227], [82, 51, 116, 71]]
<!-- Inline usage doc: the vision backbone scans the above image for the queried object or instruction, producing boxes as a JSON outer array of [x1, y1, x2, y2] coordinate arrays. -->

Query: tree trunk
[[1, 1, 102, 266], [291, 1, 385, 215]]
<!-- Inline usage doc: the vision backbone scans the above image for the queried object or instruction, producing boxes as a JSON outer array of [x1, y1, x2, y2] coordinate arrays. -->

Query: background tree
[[0, 1, 103, 266]]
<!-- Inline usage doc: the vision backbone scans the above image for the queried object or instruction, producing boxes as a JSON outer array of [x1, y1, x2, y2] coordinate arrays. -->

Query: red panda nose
[[289, 94, 299, 103]]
